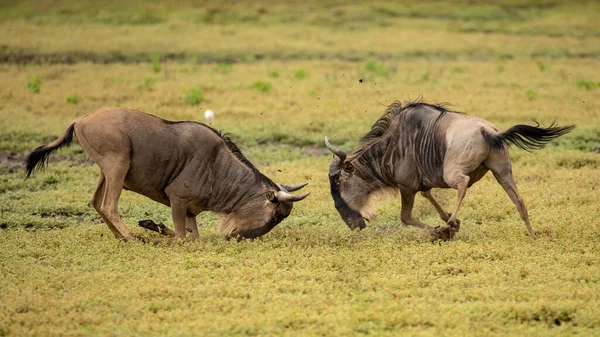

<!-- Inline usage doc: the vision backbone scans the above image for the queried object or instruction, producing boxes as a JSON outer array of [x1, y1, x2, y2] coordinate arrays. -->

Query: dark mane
[[203, 125, 279, 188], [163, 119, 277, 189], [208, 128, 259, 172], [349, 100, 457, 160]]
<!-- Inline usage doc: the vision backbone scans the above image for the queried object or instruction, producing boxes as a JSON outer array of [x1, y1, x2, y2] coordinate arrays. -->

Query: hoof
[[431, 226, 458, 242], [138, 219, 161, 232], [446, 219, 461, 230], [138, 220, 183, 236], [445, 213, 461, 226]]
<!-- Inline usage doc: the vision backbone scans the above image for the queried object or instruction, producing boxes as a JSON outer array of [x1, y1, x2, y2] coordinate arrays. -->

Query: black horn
[[325, 137, 347, 162], [277, 191, 310, 203], [278, 182, 308, 192]]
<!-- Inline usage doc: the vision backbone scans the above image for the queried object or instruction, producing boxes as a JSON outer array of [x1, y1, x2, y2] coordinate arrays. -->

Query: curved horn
[[277, 191, 310, 203], [325, 137, 347, 162], [278, 182, 308, 192]]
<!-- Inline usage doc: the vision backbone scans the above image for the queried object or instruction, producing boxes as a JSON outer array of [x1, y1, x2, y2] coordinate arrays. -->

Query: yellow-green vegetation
[[1, 1, 599, 336]]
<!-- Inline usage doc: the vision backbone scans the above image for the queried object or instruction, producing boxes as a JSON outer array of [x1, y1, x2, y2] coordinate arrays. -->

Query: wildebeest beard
[[328, 171, 367, 230], [235, 208, 290, 239]]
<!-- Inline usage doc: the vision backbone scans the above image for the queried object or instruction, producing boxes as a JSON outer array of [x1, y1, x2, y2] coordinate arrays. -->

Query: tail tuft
[[482, 121, 575, 152], [25, 123, 75, 179]]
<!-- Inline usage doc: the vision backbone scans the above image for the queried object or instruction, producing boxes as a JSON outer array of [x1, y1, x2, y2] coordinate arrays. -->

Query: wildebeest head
[[325, 137, 384, 230], [219, 183, 309, 239]]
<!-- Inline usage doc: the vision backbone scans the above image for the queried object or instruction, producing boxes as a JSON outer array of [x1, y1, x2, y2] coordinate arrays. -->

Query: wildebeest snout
[[345, 215, 367, 231]]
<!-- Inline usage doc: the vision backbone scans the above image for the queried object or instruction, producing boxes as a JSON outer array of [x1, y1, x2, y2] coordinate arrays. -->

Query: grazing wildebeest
[[325, 101, 574, 240], [25, 107, 309, 241]]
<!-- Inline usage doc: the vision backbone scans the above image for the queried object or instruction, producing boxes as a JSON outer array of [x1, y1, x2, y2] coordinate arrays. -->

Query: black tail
[[25, 123, 76, 179], [482, 121, 575, 152]]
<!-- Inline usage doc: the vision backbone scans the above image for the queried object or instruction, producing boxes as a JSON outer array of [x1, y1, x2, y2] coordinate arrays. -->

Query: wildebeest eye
[[266, 191, 276, 202], [343, 162, 354, 173]]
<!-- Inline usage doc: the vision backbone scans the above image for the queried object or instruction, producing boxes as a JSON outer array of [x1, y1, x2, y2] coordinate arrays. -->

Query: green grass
[[293, 69, 307, 80], [575, 79, 599, 90], [181, 87, 204, 105], [149, 54, 162, 73], [525, 88, 538, 100], [1, 1, 600, 336], [65, 93, 79, 104], [252, 80, 273, 93], [26, 75, 41, 94], [1, 1, 600, 63]]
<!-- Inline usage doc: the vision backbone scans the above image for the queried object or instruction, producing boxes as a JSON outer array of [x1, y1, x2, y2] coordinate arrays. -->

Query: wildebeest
[[325, 101, 574, 240], [26, 107, 309, 241]]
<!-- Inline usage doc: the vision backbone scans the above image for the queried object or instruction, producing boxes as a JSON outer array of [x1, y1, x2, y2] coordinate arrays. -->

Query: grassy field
[[1, 1, 600, 336]]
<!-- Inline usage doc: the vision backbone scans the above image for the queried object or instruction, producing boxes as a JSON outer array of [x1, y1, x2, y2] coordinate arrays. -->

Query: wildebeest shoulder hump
[[162, 119, 277, 189], [350, 100, 458, 160]]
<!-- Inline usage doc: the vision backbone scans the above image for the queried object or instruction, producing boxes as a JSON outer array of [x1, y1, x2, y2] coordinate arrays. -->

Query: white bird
[[204, 109, 214, 122]]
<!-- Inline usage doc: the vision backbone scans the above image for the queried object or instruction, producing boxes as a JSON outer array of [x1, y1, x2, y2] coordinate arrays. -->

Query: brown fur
[[327, 101, 574, 240], [26, 107, 308, 241]]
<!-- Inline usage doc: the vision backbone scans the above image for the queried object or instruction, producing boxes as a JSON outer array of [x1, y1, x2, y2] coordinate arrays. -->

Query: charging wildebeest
[[325, 101, 574, 240], [26, 107, 309, 241]]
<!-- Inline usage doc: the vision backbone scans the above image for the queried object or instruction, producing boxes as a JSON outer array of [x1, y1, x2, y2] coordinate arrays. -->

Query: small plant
[[575, 79, 598, 90], [217, 61, 232, 72], [294, 70, 307, 79], [365, 61, 385, 76], [66, 94, 79, 104], [421, 72, 430, 82], [26, 76, 41, 94], [253, 81, 272, 93], [182, 88, 204, 105], [525, 89, 538, 100], [451, 66, 465, 74], [365, 61, 384, 73], [536, 61, 549, 72], [150, 55, 161, 73], [364, 61, 396, 77], [138, 77, 157, 91], [497, 64, 505, 73], [269, 70, 280, 78]]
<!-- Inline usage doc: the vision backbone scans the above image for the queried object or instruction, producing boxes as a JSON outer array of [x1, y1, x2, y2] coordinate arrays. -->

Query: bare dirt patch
[[302, 145, 329, 157]]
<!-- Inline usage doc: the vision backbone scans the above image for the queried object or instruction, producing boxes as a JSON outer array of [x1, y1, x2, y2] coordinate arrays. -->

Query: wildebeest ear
[[266, 191, 276, 202]]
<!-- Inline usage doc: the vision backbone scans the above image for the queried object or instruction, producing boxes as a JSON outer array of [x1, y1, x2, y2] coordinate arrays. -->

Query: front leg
[[168, 196, 189, 239], [402, 189, 458, 241], [186, 215, 199, 240], [400, 189, 435, 230], [420, 190, 460, 226]]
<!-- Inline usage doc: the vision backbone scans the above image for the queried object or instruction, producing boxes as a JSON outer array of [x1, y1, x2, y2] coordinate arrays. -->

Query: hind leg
[[76, 124, 134, 240], [486, 153, 536, 239], [90, 173, 123, 238], [493, 172, 535, 239], [443, 170, 471, 230], [448, 175, 469, 229], [96, 160, 133, 241]]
